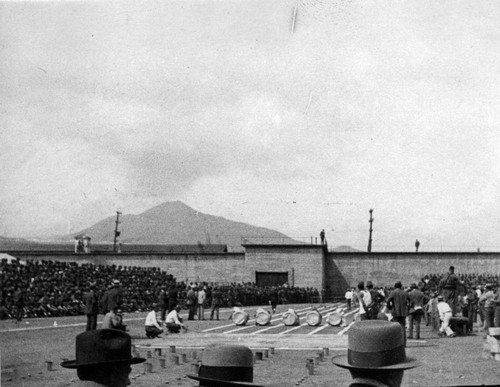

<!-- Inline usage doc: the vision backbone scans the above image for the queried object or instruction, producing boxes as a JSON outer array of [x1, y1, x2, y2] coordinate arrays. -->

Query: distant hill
[[331, 245, 364, 253], [54, 201, 299, 251]]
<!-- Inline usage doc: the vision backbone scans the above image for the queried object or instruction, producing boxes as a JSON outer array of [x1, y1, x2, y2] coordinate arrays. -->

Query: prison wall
[[325, 252, 500, 296]]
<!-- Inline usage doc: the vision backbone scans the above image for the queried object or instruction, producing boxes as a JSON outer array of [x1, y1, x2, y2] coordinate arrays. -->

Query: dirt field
[[1, 304, 500, 386]]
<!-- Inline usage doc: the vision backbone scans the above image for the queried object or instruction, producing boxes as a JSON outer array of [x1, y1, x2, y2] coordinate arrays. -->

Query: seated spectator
[[61, 329, 145, 387], [332, 320, 420, 387], [165, 306, 186, 333], [145, 303, 163, 339]]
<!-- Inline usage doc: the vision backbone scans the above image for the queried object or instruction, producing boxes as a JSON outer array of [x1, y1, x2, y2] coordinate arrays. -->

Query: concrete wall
[[326, 252, 500, 296], [6, 249, 500, 297]]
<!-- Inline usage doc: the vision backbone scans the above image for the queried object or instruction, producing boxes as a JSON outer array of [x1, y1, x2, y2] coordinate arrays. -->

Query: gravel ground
[[1, 305, 500, 386]]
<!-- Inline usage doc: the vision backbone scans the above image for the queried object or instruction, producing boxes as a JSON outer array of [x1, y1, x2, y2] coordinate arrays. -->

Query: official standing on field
[[83, 282, 99, 331]]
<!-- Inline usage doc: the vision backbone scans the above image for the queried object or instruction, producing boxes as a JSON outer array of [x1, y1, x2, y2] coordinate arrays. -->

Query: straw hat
[[332, 320, 420, 370], [187, 345, 264, 386], [61, 329, 145, 369]]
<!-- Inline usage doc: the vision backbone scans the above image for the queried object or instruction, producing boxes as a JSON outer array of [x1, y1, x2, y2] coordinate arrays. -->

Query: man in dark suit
[[101, 279, 123, 315], [407, 283, 426, 339], [83, 282, 99, 331], [387, 281, 410, 345]]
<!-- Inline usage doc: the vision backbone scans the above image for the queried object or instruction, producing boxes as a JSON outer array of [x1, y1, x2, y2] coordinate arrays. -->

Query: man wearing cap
[[437, 295, 456, 337], [61, 329, 145, 386], [386, 281, 410, 345], [101, 280, 123, 315], [187, 344, 264, 386], [83, 282, 99, 331], [332, 320, 420, 387]]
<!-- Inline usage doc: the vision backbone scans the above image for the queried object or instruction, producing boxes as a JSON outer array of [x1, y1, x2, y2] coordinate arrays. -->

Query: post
[[367, 209, 374, 253], [113, 211, 122, 252]]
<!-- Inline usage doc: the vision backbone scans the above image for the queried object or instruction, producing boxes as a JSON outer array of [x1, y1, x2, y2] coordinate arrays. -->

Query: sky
[[1, 0, 500, 251]]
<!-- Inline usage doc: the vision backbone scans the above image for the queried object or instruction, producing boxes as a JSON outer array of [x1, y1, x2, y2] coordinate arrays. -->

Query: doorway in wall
[[255, 271, 288, 287]]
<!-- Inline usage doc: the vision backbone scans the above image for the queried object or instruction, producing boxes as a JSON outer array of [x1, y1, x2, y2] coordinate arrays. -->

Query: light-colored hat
[[332, 320, 420, 370], [187, 345, 264, 386], [61, 329, 145, 369], [112, 279, 121, 286]]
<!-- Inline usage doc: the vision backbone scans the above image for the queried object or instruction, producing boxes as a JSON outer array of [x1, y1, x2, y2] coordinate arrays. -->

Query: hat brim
[[331, 355, 420, 371], [61, 356, 146, 369], [186, 374, 264, 386]]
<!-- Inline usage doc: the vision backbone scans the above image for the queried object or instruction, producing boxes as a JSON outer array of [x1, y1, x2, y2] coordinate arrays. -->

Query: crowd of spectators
[[0, 258, 320, 320]]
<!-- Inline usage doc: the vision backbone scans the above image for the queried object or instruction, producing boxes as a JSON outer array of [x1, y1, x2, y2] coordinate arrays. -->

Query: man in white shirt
[[165, 306, 186, 333], [345, 288, 353, 310], [197, 287, 207, 320], [437, 295, 456, 337], [145, 304, 163, 339]]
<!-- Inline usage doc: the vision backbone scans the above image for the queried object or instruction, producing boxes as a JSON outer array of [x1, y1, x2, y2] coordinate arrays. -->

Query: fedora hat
[[112, 279, 121, 286], [332, 320, 420, 371], [187, 344, 264, 386], [61, 329, 145, 369]]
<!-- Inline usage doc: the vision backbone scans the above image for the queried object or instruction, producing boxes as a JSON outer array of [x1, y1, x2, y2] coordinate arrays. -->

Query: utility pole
[[367, 209, 374, 253], [113, 211, 122, 252]]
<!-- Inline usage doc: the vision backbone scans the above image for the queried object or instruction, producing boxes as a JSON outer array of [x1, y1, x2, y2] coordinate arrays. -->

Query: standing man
[[345, 288, 353, 311], [13, 286, 25, 322], [83, 282, 99, 331], [407, 283, 426, 340], [387, 281, 410, 345], [101, 280, 123, 315], [320, 229, 325, 245], [355, 282, 372, 321], [186, 286, 197, 320], [479, 284, 496, 336], [167, 285, 178, 312], [197, 286, 206, 320], [439, 266, 459, 315], [158, 287, 169, 324], [210, 286, 223, 320], [366, 281, 384, 320], [415, 239, 420, 252]]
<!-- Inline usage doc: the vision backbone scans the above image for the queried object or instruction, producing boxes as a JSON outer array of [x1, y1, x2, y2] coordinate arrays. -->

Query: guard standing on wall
[[320, 229, 325, 245], [415, 239, 420, 253]]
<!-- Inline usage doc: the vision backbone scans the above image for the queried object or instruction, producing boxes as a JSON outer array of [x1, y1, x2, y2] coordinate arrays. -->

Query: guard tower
[[74, 234, 91, 254]]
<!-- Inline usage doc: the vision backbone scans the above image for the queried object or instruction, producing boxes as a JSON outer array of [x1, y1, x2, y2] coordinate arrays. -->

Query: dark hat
[[187, 345, 263, 386], [332, 320, 420, 371], [357, 281, 365, 289], [61, 329, 145, 369], [366, 281, 373, 288], [410, 283, 417, 289]]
